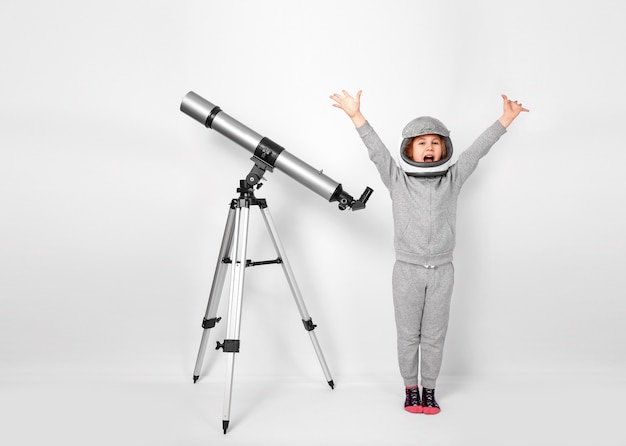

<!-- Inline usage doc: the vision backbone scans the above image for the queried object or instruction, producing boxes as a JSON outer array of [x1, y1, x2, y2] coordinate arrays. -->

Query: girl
[[330, 90, 528, 414]]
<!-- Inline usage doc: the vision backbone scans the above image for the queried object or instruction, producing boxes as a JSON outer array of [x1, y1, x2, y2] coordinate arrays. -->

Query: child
[[330, 90, 528, 414]]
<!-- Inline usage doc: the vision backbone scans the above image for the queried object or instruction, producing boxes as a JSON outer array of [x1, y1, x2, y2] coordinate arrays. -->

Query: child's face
[[409, 134, 444, 163]]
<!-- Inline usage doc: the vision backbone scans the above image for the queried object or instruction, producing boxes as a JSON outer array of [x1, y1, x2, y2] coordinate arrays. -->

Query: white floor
[[1, 374, 624, 446]]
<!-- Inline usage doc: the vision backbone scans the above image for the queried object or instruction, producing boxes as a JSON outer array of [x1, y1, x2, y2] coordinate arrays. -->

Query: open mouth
[[423, 155, 435, 163]]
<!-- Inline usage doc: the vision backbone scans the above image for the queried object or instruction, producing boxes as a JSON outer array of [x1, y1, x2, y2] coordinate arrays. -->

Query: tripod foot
[[328, 380, 335, 389], [193, 375, 199, 384], [223, 420, 230, 434]]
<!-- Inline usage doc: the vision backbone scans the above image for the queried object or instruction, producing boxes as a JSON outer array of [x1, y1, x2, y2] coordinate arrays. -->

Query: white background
[[2, 0, 626, 443]]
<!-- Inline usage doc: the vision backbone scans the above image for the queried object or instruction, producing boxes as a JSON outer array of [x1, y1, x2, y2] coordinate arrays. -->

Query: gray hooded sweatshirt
[[356, 120, 507, 266]]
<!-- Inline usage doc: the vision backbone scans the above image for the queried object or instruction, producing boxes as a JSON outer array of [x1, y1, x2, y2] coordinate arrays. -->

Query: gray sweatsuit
[[356, 120, 507, 388]]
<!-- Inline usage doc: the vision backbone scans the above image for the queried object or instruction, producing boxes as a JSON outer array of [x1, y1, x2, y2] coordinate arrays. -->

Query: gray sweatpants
[[392, 261, 454, 389]]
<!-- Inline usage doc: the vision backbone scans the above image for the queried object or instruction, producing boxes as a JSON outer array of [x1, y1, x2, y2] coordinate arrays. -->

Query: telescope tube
[[180, 91, 372, 211]]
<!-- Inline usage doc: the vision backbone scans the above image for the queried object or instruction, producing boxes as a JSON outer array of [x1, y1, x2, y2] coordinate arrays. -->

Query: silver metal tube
[[180, 91, 217, 127], [180, 91, 262, 152], [273, 151, 339, 200], [210, 112, 263, 155], [180, 91, 373, 210], [260, 206, 334, 385]]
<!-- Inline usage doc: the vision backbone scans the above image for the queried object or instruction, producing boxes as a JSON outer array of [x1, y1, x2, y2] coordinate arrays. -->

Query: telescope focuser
[[331, 186, 373, 211]]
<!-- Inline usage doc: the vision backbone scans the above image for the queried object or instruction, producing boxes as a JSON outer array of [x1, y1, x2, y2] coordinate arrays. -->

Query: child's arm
[[453, 94, 528, 186], [498, 94, 529, 128], [330, 90, 367, 128], [330, 90, 401, 190]]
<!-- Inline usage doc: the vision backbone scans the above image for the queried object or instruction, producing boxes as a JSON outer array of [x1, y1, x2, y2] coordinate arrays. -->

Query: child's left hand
[[499, 94, 529, 128]]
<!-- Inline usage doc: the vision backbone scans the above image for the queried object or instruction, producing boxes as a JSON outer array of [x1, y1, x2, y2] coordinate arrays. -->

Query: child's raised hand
[[499, 94, 529, 128], [330, 90, 366, 127], [330, 90, 362, 116]]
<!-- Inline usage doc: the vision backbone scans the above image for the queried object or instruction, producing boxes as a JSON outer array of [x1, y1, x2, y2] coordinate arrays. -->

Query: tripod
[[192, 169, 334, 434]]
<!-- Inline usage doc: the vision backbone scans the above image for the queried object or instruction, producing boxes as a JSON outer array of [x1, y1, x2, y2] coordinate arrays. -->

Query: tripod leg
[[220, 201, 251, 434], [193, 204, 237, 383], [259, 205, 335, 389]]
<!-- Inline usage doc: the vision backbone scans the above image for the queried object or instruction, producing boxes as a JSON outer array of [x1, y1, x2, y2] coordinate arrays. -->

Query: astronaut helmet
[[399, 116, 454, 177]]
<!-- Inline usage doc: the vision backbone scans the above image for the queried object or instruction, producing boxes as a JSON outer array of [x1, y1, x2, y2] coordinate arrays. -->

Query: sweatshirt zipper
[[427, 180, 433, 265]]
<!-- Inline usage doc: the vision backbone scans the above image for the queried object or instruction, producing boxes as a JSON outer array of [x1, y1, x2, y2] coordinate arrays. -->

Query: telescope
[[181, 91, 373, 433], [180, 91, 373, 210]]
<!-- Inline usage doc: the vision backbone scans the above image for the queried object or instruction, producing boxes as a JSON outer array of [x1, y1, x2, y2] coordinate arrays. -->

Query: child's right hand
[[330, 90, 366, 127]]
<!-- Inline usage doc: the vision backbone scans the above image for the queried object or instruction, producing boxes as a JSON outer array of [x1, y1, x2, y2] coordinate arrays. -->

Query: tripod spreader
[[246, 258, 282, 267]]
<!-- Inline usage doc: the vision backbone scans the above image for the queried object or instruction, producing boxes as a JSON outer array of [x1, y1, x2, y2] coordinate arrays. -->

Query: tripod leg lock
[[302, 318, 317, 332], [202, 317, 222, 329], [216, 339, 240, 353]]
